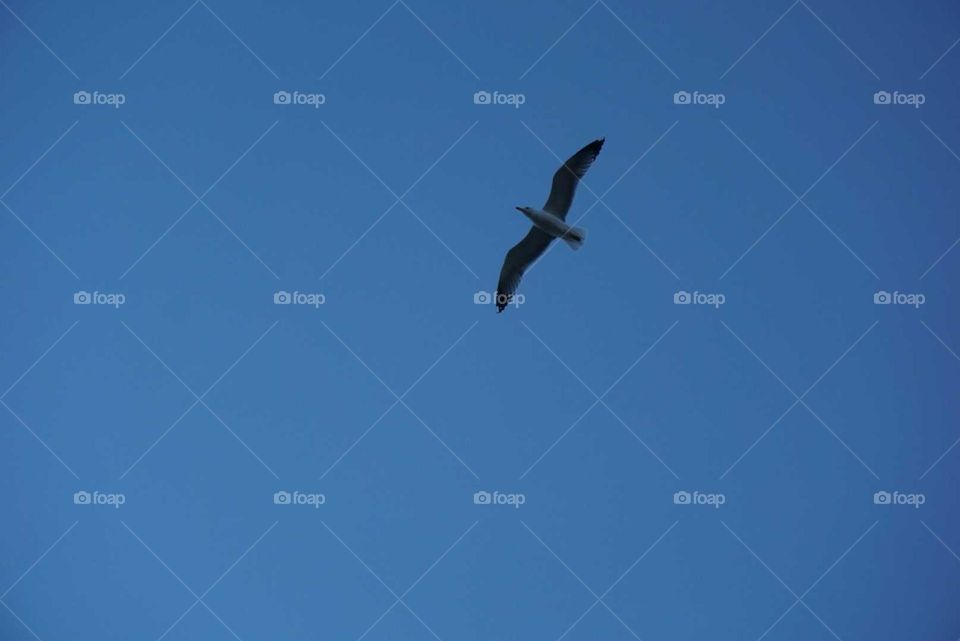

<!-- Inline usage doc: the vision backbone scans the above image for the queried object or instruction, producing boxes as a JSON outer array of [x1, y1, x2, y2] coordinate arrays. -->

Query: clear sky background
[[2, 0, 959, 639]]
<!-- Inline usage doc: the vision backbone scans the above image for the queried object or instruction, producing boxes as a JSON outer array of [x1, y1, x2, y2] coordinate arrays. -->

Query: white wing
[[495, 227, 553, 312], [542, 138, 605, 219]]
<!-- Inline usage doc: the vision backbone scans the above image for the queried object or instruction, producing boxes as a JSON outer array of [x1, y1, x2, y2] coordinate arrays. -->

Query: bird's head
[[515, 206, 531, 215]]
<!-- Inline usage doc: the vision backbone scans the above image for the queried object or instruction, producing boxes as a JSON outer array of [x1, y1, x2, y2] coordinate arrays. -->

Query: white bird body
[[517, 207, 587, 250], [495, 138, 604, 311]]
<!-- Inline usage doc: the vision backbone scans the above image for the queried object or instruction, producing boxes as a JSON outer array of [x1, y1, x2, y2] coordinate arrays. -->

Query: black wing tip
[[592, 137, 605, 150]]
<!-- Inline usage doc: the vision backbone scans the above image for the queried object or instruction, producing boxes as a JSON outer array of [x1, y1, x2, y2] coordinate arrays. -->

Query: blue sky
[[2, 0, 959, 639]]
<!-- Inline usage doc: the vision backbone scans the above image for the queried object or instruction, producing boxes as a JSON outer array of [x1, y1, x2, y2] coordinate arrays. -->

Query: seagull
[[495, 138, 604, 312]]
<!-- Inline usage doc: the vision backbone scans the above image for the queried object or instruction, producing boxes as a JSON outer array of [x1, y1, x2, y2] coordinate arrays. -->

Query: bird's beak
[[515, 207, 523, 213]]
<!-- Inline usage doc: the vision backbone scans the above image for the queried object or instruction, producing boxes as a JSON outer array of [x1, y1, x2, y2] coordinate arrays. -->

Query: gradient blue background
[[2, 1, 959, 639]]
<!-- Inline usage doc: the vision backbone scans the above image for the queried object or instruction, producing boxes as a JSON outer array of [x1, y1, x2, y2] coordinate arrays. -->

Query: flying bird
[[495, 138, 604, 312]]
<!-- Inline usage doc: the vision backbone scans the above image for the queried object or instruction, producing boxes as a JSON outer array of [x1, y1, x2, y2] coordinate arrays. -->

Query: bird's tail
[[562, 226, 587, 251]]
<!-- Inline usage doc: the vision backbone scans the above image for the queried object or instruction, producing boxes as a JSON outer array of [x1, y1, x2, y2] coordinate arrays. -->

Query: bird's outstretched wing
[[542, 138, 605, 219], [495, 227, 553, 312]]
